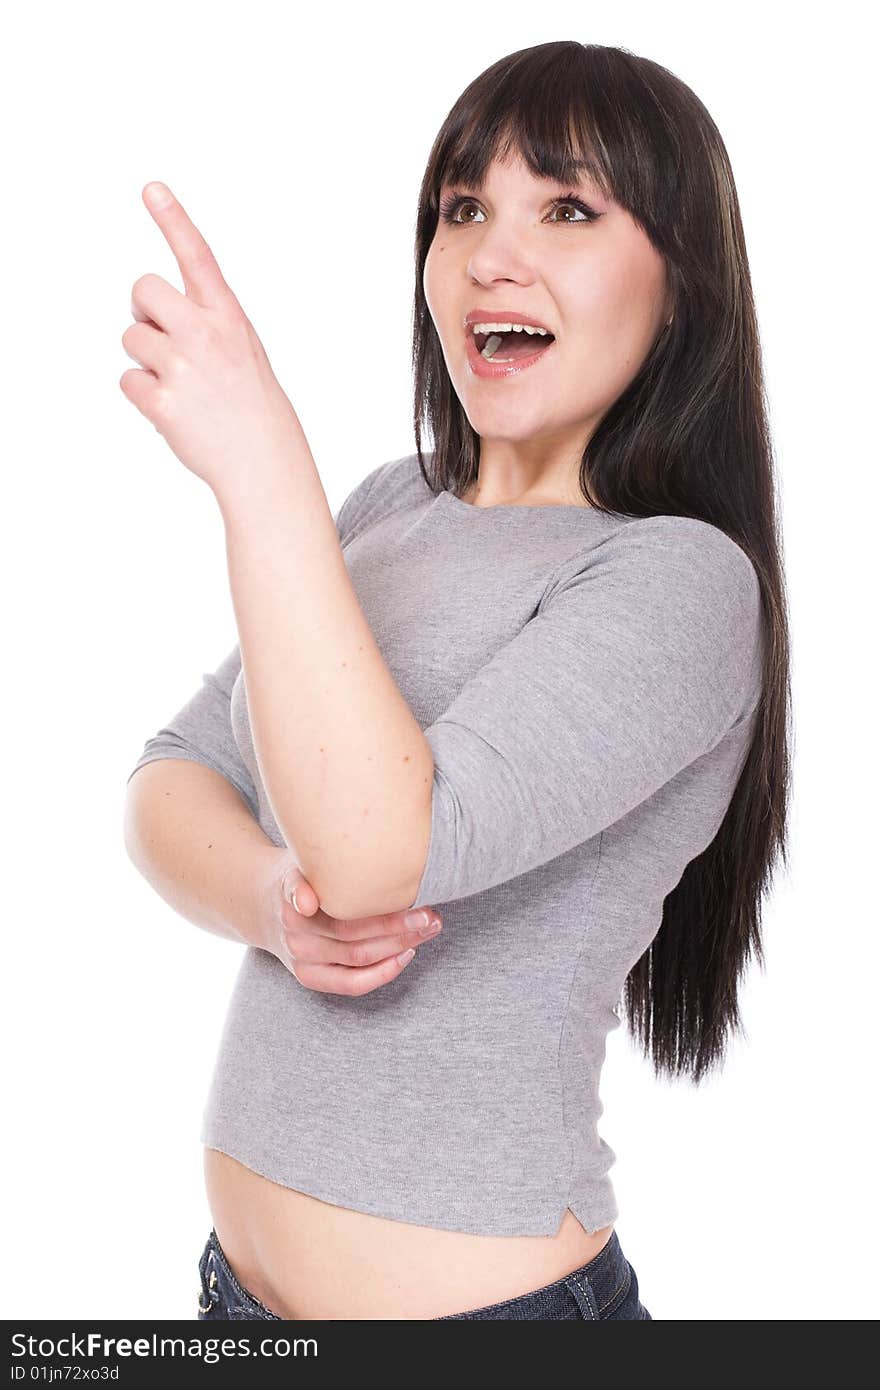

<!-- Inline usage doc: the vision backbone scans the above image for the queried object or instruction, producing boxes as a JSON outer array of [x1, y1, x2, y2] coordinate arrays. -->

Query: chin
[[463, 405, 557, 440]]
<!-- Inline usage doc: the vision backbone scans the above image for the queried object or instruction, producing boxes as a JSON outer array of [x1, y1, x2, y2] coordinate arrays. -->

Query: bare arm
[[217, 460, 431, 922], [123, 758, 280, 945], [123, 758, 444, 993]]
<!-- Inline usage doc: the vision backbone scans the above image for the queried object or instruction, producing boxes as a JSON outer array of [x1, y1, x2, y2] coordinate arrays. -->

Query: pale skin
[[425, 148, 674, 507], [122, 161, 669, 1317], [255, 848, 442, 994]]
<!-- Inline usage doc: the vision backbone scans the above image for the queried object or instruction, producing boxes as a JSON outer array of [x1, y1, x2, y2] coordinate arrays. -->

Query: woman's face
[[423, 149, 672, 496]]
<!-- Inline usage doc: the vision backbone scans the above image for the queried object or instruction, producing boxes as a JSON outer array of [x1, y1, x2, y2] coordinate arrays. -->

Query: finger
[[282, 867, 319, 917], [290, 907, 402, 942], [131, 299, 161, 329], [330, 908, 442, 942], [130, 272, 199, 339], [121, 320, 169, 375], [142, 181, 235, 309], [285, 921, 441, 968], [119, 366, 161, 413], [288, 950, 418, 997], [291, 876, 319, 916]]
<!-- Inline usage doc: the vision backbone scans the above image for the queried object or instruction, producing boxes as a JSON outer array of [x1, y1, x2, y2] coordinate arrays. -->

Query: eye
[[438, 191, 601, 226]]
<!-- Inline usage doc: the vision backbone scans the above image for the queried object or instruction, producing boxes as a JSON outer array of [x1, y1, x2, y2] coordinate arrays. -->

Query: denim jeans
[[197, 1225, 652, 1321]]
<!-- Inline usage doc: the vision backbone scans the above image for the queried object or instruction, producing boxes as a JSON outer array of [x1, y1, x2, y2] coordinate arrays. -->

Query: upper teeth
[[470, 322, 552, 336]]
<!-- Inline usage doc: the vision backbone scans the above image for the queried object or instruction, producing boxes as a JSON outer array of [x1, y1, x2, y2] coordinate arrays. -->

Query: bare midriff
[[203, 1146, 614, 1320]]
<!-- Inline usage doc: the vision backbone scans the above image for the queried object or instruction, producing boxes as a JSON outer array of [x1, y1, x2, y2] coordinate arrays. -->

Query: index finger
[[329, 910, 437, 942], [142, 181, 233, 308]]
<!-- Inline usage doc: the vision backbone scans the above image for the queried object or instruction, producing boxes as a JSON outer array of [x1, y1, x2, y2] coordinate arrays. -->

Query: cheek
[[423, 243, 452, 319], [565, 260, 661, 366], [424, 238, 450, 278]]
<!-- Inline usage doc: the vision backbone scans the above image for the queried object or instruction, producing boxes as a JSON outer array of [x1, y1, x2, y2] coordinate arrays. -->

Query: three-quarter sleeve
[[408, 516, 764, 908], [126, 645, 260, 818]]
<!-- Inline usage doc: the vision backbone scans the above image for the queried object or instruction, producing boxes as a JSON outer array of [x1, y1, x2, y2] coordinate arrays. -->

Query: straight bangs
[[425, 44, 684, 258]]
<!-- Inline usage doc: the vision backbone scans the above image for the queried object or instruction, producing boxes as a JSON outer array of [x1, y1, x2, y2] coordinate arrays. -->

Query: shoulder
[[621, 513, 757, 574], [542, 514, 764, 717], [334, 452, 434, 546], [624, 518, 764, 726], [550, 512, 760, 617], [617, 514, 760, 613]]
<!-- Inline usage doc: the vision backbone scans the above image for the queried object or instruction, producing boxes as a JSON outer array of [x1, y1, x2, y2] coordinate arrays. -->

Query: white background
[[3, 0, 876, 1321]]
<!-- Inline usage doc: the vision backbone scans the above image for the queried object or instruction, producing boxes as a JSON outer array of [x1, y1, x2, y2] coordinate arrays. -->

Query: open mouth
[[472, 328, 556, 363]]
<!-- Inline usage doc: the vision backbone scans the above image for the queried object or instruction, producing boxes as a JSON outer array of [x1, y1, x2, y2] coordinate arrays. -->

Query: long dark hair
[[410, 40, 792, 1083]]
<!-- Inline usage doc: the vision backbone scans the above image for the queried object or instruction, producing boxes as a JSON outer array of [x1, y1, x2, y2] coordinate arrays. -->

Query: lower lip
[[465, 330, 556, 379]]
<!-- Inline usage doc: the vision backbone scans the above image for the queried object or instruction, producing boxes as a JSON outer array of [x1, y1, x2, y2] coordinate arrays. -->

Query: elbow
[[302, 869, 350, 923], [306, 803, 431, 923], [313, 868, 424, 924], [290, 852, 370, 922]]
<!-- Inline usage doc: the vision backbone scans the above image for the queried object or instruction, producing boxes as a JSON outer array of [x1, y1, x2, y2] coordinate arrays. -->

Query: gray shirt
[[128, 451, 763, 1237]]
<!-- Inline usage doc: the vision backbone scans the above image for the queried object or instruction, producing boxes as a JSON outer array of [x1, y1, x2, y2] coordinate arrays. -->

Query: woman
[[125, 40, 790, 1320]]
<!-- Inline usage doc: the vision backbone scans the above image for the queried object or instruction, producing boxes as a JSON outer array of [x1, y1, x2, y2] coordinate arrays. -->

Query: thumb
[[287, 866, 320, 917]]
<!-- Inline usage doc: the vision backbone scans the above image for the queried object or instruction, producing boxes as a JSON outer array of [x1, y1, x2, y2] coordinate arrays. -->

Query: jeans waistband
[[562, 1228, 633, 1319]]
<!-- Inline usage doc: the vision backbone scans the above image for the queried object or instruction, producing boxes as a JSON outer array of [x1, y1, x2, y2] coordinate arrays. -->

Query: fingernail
[[404, 910, 429, 930], [291, 885, 300, 913], [396, 948, 416, 966], [419, 918, 442, 938]]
